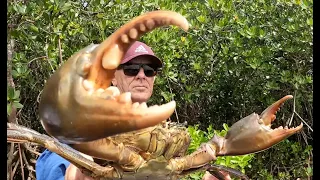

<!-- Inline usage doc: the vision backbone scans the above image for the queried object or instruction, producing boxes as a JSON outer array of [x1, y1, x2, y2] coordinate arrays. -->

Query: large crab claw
[[209, 95, 303, 156], [39, 11, 189, 144]]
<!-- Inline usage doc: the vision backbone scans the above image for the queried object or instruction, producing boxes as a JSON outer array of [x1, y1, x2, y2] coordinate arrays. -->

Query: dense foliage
[[7, 0, 312, 179]]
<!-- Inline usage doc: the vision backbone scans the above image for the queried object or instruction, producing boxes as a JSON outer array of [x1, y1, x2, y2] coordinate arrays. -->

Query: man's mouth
[[134, 86, 147, 89], [133, 86, 148, 91]]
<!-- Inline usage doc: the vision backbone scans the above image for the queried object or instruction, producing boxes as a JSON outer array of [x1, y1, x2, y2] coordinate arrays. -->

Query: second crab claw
[[207, 95, 303, 156], [39, 11, 189, 144]]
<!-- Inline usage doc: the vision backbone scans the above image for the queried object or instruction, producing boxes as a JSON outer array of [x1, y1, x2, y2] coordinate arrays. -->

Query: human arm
[[36, 149, 94, 180], [65, 164, 94, 180]]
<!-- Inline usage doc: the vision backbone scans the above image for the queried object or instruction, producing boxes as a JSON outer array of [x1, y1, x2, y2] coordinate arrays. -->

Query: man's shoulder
[[35, 149, 71, 180], [36, 149, 70, 167]]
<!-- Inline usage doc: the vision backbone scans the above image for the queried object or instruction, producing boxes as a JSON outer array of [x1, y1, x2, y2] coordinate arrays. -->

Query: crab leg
[[39, 11, 189, 144], [7, 123, 121, 179], [71, 139, 146, 172], [178, 164, 249, 180], [168, 146, 248, 179], [168, 143, 218, 173]]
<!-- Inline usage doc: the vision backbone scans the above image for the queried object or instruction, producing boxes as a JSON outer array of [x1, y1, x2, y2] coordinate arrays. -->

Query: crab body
[[116, 157, 175, 180], [98, 123, 190, 180], [7, 10, 303, 180], [71, 123, 194, 179]]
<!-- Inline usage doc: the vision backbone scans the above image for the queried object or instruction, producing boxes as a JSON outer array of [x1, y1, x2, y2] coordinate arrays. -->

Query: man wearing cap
[[35, 41, 229, 180]]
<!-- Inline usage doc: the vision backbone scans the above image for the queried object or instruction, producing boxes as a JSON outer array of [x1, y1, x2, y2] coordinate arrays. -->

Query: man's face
[[112, 56, 158, 103]]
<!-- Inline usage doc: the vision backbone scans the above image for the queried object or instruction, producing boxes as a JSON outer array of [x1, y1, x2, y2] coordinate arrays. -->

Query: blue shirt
[[36, 149, 70, 180]]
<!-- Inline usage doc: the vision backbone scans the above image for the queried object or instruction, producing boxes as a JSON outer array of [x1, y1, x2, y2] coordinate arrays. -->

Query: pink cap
[[121, 41, 162, 67]]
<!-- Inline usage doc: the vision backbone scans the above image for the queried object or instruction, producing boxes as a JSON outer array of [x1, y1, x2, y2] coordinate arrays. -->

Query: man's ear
[[112, 78, 117, 86], [153, 76, 156, 83]]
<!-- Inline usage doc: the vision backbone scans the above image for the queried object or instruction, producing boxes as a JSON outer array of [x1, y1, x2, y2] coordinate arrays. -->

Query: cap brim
[[121, 53, 163, 68]]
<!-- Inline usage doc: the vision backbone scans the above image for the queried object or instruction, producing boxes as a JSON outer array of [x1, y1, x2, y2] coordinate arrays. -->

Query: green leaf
[[196, 15, 206, 23], [61, 2, 72, 12], [13, 90, 20, 99], [17, 4, 27, 14], [97, 13, 104, 18], [7, 87, 15, 100], [259, 29, 266, 38], [13, 102, 23, 109], [30, 25, 39, 33], [30, 35, 37, 40], [307, 18, 313, 26], [307, 167, 312, 175], [7, 103, 12, 116], [10, 30, 20, 38], [12, 70, 19, 78], [222, 123, 229, 131]]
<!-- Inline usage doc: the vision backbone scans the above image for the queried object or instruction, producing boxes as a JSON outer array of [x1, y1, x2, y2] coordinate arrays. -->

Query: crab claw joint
[[213, 95, 303, 156], [39, 11, 189, 144]]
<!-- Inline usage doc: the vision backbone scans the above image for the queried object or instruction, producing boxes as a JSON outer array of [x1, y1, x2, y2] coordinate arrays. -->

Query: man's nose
[[136, 68, 146, 78]]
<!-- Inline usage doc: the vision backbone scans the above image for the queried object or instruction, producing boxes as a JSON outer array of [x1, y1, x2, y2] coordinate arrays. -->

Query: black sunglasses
[[118, 63, 161, 77]]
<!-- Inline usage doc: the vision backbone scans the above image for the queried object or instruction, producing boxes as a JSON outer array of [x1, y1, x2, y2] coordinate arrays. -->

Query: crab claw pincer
[[211, 95, 303, 156], [39, 11, 189, 144]]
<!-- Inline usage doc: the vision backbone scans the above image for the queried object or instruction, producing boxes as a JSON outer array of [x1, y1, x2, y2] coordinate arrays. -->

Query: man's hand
[[202, 171, 231, 180], [65, 153, 95, 180], [65, 164, 95, 180]]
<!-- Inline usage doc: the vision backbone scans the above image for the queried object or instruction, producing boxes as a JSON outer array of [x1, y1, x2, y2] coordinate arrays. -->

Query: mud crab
[[7, 11, 303, 180]]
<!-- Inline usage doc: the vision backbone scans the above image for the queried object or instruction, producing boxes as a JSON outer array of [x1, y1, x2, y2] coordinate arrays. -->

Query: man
[[36, 41, 229, 180]]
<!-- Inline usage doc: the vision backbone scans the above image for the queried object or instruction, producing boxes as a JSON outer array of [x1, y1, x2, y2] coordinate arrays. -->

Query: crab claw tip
[[270, 122, 303, 144], [260, 95, 293, 125], [135, 101, 176, 129], [214, 95, 302, 156]]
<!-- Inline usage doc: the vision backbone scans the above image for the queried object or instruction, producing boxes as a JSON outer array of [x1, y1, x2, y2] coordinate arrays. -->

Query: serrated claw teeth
[[149, 105, 159, 108], [83, 62, 92, 74], [106, 86, 121, 96], [139, 102, 148, 109], [118, 92, 132, 104], [96, 88, 104, 93], [132, 102, 139, 109], [83, 80, 95, 92]]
